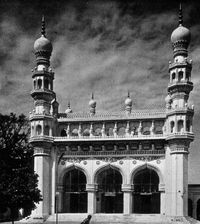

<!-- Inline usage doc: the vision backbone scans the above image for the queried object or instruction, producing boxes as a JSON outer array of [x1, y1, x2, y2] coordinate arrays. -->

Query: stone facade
[[29, 10, 200, 223]]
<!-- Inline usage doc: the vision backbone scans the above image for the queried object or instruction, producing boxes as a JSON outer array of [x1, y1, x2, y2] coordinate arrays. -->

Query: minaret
[[165, 5, 194, 217], [29, 16, 58, 219]]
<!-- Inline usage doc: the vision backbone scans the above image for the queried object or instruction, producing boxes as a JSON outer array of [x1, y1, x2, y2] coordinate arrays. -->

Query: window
[[61, 129, 67, 137], [36, 125, 42, 135], [38, 79, 42, 89]]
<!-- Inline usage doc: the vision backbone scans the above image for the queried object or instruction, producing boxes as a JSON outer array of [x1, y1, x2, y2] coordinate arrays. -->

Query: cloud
[[0, 0, 200, 182]]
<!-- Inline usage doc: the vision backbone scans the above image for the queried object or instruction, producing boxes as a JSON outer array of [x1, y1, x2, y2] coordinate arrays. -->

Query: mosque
[[29, 7, 200, 224]]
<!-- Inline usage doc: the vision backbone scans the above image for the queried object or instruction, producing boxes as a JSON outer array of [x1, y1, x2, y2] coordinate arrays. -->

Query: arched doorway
[[188, 198, 193, 217], [133, 168, 160, 214], [96, 168, 123, 213], [197, 199, 200, 221], [62, 169, 87, 213]]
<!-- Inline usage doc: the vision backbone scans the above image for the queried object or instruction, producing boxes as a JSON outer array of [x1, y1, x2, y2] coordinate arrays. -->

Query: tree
[[0, 113, 42, 224]]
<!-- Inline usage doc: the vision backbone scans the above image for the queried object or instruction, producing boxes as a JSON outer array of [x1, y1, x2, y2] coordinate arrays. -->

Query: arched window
[[63, 169, 87, 213], [178, 71, 184, 81], [33, 80, 36, 89], [44, 79, 49, 89], [172, 72, 176, 82], [118, 127, 126, 136], [83, 129, 90, 136], [170, 121, 175, 133], [186, 120, 190, 132], [197, 199, 200, 220], [94, 128, 102, 136], [188, 198, 193, 217], [36, 124, 42, 135], [71, 128, 78, 137], [186, 72, 190, 81], [106, 128, 114, 136], [38, 79, 42, 89], [97, 168, 123, 213], [143, 127, 150, 135], [133, 168, 160, 214], [61, 129, 67, 137], [31, 125, 34, 136], [178, 120, 184, 133], [44, 125, 50, 136]]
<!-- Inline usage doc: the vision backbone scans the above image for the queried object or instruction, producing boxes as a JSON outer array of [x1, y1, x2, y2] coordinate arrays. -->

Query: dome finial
[[41, 15, 46, 37], [91, 92, 94, 100], [127, 91, 130, 98], [179, 3, 183, 26]]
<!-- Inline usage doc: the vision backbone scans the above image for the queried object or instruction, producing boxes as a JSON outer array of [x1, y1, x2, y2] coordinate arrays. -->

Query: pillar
[[122, 184, 132, 214], [31, 147, 51, 219], [170, 151, 189, 216], [86, 184, 97, 214]]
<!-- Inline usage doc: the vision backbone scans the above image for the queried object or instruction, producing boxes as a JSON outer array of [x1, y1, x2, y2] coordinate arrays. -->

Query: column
[[51, 148, 56, 214], [86, 184, 97, 214], [31, 147, 51, 219], [193, 201, 197, 220], [56, 185, 63, 213], [159, 183, 165, 215], [122, 184, 132, 214], [170, 151, 189, 216]]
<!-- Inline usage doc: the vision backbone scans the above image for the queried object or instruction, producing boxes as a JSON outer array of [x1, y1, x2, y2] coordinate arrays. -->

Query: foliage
[[0, 113, 42, 222]]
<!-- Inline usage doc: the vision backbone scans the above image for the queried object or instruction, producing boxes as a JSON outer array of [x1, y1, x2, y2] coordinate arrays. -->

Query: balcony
[[54, 133, 165, 142]]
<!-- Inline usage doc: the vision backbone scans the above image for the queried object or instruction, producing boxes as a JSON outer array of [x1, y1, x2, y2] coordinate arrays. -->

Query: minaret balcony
[[168, 81, 193, 93], [29, 112, 55, 121], [166, 107, 194, 116], [166, 131, 194, 141], [29, 135, 54, 143], [30, 88, 55, 98]]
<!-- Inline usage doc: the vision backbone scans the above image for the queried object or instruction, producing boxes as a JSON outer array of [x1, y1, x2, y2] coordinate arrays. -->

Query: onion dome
[[171, 26, 191, 44], [170, 5, 191, 58], [34, 16, 52, 64], [65, 102, 73, 113], [34, 36, 53, 53]]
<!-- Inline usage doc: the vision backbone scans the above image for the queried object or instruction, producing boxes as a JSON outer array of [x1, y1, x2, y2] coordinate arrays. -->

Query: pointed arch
[[93, 163, 125, 184], [130, 163, 164, 186], [59, 164, 90, 185]]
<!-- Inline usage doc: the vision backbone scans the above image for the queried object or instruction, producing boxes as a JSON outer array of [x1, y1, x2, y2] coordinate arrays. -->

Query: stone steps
[[17, 214, 200, 224]]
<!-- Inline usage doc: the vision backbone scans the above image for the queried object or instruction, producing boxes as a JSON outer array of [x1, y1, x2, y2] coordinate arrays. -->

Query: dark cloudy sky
[[0, 0, 200, 183]]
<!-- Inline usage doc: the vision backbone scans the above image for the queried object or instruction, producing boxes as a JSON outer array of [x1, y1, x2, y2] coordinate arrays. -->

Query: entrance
[[133, 167, 160, 214], [62, 169, 87, 213], [197, 199, 200, 220], [96, 168, 123, 213]]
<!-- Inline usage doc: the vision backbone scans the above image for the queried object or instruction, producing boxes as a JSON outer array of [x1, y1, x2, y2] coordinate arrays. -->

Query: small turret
[[125, 92, 132, 115], [89, 93, 96, 116], [65, 102, 73, 114]]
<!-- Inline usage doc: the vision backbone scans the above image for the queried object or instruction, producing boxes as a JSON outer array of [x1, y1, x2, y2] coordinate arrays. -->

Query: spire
[[68, 102, 70, 109], [91, 92, 94, 100], [179, 4, 183, 26], [127, 91, 130, 98], [41, 15, 46, 37]]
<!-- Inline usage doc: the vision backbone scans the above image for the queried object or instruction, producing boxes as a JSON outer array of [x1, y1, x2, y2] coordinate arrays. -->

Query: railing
[[54, 133, 165, 140], [63, 150, 165, 156]]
